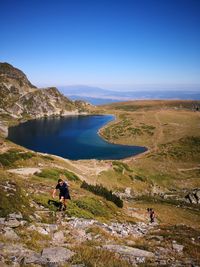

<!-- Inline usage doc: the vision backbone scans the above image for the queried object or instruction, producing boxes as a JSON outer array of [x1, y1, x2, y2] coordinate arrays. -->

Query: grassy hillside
[[98, 100, 200, 188], [0, 100, 200, 266]]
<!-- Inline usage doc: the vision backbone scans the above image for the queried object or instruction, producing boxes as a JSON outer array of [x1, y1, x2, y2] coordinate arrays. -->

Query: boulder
[[52, 231, 65, 244], [1, 227, 20, 240], [7, 212, 23, 220], [0, 243, 33, 264], [22, 252, 41, 265], [194, 189, 200, 203], [41, 247, 75, 264], [4, 219, 20, 228], [0, 218, 5, 225], [185, 188, 200, 204], [28, 225, 49, 235], [172, 243, 184, 253], [102, 245, 154, 264]]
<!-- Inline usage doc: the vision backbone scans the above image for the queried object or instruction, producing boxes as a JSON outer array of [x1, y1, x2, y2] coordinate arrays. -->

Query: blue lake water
[[7, 115, 147, 160]]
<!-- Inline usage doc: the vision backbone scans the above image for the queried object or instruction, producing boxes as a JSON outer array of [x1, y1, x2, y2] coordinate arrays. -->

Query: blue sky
[[0, 0, 200, 90]]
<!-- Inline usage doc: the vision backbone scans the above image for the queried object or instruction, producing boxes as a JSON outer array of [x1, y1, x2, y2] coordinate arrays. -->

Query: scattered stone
[[4, 218, 21, 228], [52, 231, 65, 243], [35, 226, 49, 235], [22, 252, 41, 265], [172, 243, 184, 253], [68, 218, 96, 229], [66, 218, 154, 239], [0, 218, 5, 225], [185, 188, 200, 204], [48, 224, 59, 232], [114, 187, 134, 199], [41, 247, 75, 264], [102, 245, 154, 264], [1, 227, 20, 240], [0, 243, 34, 264], [7, 212, 23, 220], [28, 223, 59, 235]]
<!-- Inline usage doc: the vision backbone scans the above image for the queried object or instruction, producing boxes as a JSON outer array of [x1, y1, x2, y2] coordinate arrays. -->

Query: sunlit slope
[[98, 100, 200, 190]]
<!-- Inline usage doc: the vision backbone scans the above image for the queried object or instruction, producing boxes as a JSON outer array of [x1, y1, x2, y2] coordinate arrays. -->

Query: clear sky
[[0, 0, 200, 90]]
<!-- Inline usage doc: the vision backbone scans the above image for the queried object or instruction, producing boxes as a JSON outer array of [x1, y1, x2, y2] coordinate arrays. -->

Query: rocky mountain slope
[[0, 63, 92, 123], [0, 142, 199, 267], [0, 64, 200, 266]]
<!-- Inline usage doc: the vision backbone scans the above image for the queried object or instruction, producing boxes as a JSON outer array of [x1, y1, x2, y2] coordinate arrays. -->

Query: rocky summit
[[0, 63, 92, 128]]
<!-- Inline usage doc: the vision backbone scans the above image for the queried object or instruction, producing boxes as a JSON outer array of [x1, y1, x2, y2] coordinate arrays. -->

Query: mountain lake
[[8, 115, 147, 160]]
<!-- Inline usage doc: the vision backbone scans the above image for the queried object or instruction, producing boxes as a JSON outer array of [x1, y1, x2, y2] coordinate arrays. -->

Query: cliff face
[[0, 63, 91, 120]]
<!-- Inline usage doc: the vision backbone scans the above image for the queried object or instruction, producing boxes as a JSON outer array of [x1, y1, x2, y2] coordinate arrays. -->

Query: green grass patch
[[41, 155, 54, 161], [17, 229, 51, 252], [0, 175, 34, 218], [81, 181, 123, 208], [102, 118, 155, 141], [0, 149, 34, 167], [66, 201, 95, 219], [129, 174, 146, 182], [153, 136, 200, 162], [75, 197, 109, 217], [35, 168, 80, 182], [112, 161, 133, 173], [67, 196, 119, 221]]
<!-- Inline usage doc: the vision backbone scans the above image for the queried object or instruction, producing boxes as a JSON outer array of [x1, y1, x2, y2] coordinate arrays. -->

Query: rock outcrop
[[185, 188, 200, 204], [0, 62, 92, 122]]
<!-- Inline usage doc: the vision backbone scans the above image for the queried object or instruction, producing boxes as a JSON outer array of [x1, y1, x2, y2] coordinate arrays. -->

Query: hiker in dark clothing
[[147, 208, 155, 223], [149, 208, 155, 223], [52, 178, 71, 211]]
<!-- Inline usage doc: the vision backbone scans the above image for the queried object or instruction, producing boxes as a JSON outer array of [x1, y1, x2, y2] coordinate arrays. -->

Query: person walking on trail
[[147, 208, 155, 223], [52, 178, 71, 211], [149, 208, 155, 223]]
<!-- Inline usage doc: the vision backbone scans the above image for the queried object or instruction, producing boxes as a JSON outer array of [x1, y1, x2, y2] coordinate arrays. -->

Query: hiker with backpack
[[147, 208, 155, 223], [52, 177, 71, 211]]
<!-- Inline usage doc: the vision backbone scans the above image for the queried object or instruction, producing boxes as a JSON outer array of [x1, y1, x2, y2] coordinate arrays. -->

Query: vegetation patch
[[41, 155, 54, 161], [66, 201, 95, 219], [112, 161, 133, 173], [0, 149, 34, 167], [81, 181, 123, 208], [0, 175, 34, 218], [72, 245, 133, 267], [158, 225, 200, 264], [153, 136, 200, 162], [67, 195, 118, 220], [17, 229, 51, 252], [75, 197, 109, 217], [102, 117, 155, 141], [129, 174, 146, 182], [35, 168, 80, 181]]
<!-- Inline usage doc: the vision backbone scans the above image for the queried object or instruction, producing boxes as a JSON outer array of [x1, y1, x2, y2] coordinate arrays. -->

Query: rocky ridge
[[0, 63, 92, 136]]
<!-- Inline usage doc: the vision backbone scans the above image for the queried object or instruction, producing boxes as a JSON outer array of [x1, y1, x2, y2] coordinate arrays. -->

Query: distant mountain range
[[59, 85, 200, 105]]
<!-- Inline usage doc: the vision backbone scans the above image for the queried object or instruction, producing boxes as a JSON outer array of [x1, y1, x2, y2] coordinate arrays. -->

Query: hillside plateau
[[0, 64, 200, 266]]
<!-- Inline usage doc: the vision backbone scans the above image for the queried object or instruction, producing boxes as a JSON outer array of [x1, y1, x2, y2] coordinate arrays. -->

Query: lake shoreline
[[7, 114, 148, 161]]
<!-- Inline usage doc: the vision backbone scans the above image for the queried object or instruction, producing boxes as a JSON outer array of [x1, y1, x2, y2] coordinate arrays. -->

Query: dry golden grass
[[133, 202, 200, 229], [72, 245, 133, 267]]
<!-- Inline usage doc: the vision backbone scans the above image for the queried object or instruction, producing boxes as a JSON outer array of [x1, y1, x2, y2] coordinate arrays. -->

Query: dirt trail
[[178, 166, 200, 172], [154, 111, 164, 151], [7, 167, 41, 176], [52, 155, 111, 184]]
